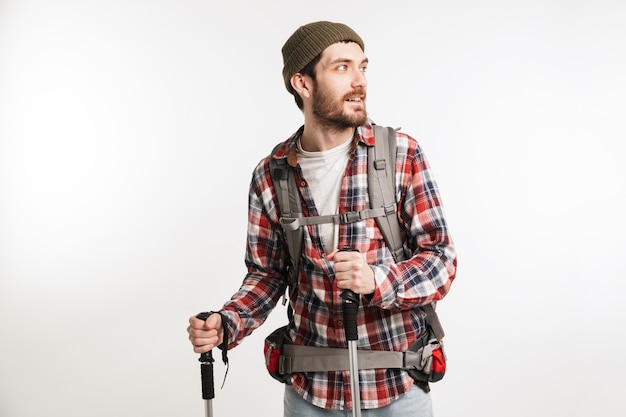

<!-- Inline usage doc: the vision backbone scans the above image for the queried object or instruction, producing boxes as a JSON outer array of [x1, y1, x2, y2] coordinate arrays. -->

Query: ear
[[290, 73, 313, 100]]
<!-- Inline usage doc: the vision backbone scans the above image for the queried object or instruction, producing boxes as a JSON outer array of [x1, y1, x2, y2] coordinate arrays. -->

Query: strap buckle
[[339, 211, 364, 224]]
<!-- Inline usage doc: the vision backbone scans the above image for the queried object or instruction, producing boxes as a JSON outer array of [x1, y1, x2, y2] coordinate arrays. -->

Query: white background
[[1, 1, 625, 416]]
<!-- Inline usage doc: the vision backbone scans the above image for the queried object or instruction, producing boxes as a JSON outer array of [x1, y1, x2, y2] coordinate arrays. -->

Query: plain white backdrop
[[1, 1, 625, 416]]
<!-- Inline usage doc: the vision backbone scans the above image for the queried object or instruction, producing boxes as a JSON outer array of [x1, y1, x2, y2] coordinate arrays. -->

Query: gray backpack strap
[[280, 207, 389, 231], [281, 344, 423, 373], [269, 144, 303, 283], [369, 125, 445, 341], [421, 303, 445, 340], [368, 125, 408, 262]]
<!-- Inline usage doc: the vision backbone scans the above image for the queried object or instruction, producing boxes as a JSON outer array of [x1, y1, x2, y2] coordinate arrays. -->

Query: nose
[[352, 67, 367, 88]]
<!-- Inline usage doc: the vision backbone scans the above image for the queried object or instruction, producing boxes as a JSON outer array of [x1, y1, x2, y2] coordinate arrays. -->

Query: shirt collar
[[272, 122, 375, 168]]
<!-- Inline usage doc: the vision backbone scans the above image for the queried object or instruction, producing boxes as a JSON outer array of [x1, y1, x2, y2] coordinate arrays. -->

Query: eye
[[360, 66, 368, 73], [337, 65, 348, 71]]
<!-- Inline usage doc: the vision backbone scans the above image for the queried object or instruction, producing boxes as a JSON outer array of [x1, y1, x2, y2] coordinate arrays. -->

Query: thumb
[[205, 312, 222, 330]]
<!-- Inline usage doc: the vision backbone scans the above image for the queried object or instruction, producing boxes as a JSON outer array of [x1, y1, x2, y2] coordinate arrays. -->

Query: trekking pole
[[195, 312, 215, 417], [339, 248, 361, 417]]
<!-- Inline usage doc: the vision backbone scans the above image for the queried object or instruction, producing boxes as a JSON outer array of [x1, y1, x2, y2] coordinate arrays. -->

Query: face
[[309, 42, 369, 128]]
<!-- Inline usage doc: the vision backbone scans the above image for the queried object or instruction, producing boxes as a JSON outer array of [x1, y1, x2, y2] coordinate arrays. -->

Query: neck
[[300, 119, 355, 152]]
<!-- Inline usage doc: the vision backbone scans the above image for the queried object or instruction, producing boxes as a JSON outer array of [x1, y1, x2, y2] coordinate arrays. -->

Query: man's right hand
[[187, 312, 223, 354]]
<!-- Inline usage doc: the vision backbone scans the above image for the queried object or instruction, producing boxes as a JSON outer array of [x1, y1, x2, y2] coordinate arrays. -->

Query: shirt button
[[337, 320, 344, 327], [300, 180, 306, 186]]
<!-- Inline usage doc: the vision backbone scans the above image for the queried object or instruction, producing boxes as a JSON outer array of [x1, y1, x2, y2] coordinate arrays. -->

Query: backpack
[[265, 124, 446, 387]]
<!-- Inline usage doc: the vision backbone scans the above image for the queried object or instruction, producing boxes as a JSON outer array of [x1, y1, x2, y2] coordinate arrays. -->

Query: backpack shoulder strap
[[369, 125, 445, 340], [368, 125, 407, 262], [269, 143, 303, 283], [421, 303, 445, 339]]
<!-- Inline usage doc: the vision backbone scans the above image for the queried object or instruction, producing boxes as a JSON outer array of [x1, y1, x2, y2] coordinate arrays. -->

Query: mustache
[[343, 87, 367, 100]]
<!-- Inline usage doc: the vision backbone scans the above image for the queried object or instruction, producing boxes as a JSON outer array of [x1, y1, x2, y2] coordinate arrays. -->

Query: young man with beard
[[187, 21, 457, 416]]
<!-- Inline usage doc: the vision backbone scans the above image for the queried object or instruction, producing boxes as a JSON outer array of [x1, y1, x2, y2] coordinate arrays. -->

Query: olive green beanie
[[281, 21, 365, 94]]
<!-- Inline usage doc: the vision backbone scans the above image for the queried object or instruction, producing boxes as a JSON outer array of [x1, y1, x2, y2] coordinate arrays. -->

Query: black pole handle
[[338, 248, 360, 341], [196, 312, 215, 401]]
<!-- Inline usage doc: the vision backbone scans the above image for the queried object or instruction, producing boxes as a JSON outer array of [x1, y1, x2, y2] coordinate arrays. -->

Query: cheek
[[316, 78, 346, 98]]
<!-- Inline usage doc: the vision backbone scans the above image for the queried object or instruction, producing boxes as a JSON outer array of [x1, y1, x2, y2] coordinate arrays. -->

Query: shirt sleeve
[[368, 134, 457, 310], [218, 158, 290, 348]]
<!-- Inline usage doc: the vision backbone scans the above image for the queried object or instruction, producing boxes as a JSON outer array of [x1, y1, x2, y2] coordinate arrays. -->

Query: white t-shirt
[[296, 138, 352, 251]]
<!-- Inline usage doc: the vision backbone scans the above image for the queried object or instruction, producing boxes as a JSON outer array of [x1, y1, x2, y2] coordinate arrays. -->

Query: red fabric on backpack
[[264, 344, 281, 374], [429, 345, 446, 382]]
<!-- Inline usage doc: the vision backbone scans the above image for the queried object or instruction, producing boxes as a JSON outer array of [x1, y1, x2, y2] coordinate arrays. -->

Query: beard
[[311, 83, 368, 129]]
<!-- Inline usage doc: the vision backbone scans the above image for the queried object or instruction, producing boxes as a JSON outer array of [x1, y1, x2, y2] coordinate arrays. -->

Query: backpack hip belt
[[264, 320, 446, 385], [279, 334, 434, 375]]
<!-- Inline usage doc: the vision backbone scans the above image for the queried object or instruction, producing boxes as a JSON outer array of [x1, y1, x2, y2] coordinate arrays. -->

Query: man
[[188, 21, 457, 416]]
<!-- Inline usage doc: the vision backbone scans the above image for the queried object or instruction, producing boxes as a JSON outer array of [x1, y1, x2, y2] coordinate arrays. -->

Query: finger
[[189, 316, 208, 329], [335, 278, 349, 290], [190, 333, 219, 346], [338, 251, 362, 264], [187, 322, 202, 339], [336, 261, 359, 276], [192, 339, 218, 354], [333, 256, 358, 272], [189, 331, 220, 350], [205, 312, 221, 330]]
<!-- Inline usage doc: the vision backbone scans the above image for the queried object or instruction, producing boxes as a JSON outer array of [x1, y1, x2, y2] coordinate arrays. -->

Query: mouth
[[344, 86, 366, 104], [345, 95, 365, 104]]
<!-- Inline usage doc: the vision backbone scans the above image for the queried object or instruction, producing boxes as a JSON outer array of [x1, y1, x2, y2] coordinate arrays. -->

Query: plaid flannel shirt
[[219, 122, 457, 410]]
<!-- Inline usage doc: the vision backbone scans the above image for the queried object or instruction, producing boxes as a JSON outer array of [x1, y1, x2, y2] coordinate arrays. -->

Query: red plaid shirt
[[220, 122, 457, 410]]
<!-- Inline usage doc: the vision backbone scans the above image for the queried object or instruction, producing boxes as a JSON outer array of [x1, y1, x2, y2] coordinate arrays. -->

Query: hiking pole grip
[[339, 248, 360, 341], [196, 312, 215, 404], [338, 248, 362, 417]]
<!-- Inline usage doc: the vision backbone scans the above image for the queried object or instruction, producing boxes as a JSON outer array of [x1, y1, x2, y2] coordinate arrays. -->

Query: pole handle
[[338, 248, 360, 341], [196, 312, 215, 401]]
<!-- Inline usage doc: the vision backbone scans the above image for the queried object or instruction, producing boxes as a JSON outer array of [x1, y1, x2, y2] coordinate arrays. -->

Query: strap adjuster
[[384, 204, 396, 216], [339, 211, 364, 224], [374, 159, 386, 170]]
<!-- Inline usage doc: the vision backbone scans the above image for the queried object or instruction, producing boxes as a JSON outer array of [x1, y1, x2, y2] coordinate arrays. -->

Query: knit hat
[[281, 21, 365, 93]]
